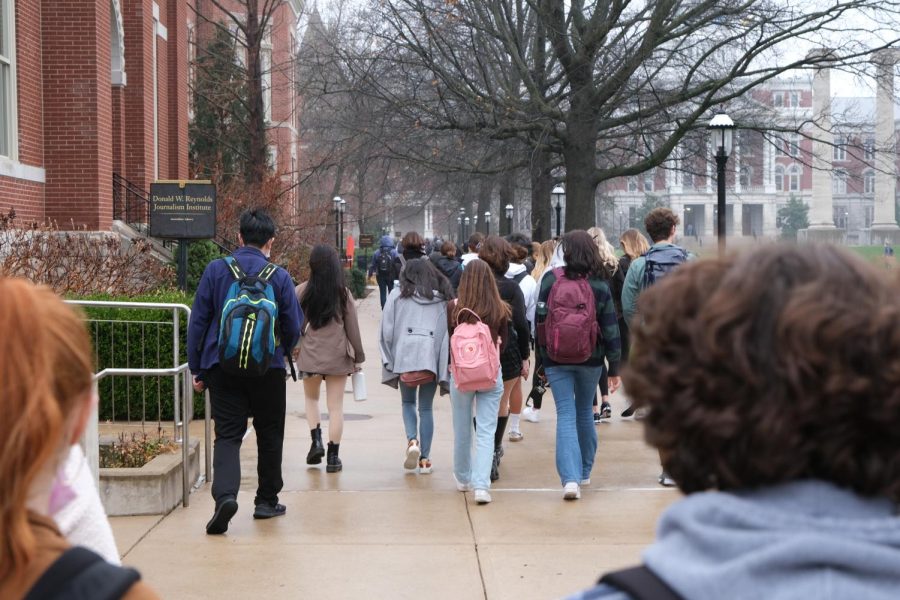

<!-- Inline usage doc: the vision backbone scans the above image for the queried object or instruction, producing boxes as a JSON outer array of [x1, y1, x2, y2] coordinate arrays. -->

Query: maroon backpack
[[543, 268, 598, 363]]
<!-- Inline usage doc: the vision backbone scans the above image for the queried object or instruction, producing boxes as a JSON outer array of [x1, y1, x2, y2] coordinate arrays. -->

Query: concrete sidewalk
[[110, 290, 678, 600]]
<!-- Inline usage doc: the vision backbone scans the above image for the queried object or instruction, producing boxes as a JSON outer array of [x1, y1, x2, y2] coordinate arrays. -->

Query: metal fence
[[68, 300, 212, 508]]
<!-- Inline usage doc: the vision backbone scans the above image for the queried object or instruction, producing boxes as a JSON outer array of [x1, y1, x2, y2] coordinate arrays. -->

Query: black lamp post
[[551, 185, 565, 238], [484, 211, 491, 235], [708, 112, 734, 256], [458, 207, 465, 242], [339, 198, 347, 259], [464, 216, 470, 239], [505, 204, 513, 235], [457, 216, 462, 242], [333, 196, 341, 249]]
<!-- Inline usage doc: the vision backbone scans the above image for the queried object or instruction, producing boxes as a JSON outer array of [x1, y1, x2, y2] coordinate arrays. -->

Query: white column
[[764, 140, 776, 193], [734, 143, 742, 194], [872, 50, 900, 230], [808, 50, 837, 230]]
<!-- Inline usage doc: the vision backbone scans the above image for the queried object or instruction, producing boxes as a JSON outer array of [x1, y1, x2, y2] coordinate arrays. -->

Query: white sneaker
[[658, 472, 676, 487], [453, 474, 472, 492], [580, 478, 591, 486], [508, 429, 524, 442], [404, 440, 421, 470], [474, 489, 492, 504], [563, 482, 581, 500], [522, 406, 540, 423]]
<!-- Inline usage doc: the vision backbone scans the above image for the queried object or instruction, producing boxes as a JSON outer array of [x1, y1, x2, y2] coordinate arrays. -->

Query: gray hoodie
[[569, 480, 900, 600], [379, 287, 450, 394]]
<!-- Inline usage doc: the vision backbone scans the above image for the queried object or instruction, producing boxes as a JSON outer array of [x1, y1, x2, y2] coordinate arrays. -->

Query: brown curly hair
[[478, 235, 513, 276], [626, 244, 900, 501], [644, 207, 679, 243]]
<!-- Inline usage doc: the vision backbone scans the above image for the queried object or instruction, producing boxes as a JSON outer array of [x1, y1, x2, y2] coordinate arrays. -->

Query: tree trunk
[[563, 82, 599, 232], [476, 177, 493, 236], [245, 4, 267, 186], [530, 149, 553, 241]]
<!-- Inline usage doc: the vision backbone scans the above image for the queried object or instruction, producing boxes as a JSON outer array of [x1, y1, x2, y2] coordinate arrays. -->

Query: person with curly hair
[[574, 243, 900, 600]]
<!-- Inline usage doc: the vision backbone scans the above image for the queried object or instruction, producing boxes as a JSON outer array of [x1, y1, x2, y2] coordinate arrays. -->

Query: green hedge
[[347, 267, 367, 299], [72, 290, 205, 422]]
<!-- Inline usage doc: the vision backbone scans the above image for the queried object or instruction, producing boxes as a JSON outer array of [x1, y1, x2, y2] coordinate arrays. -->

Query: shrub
[[99, 431, 178, 468], [347, 267, 368, 299], [73, 290, 205, 422], [172, 239, 226, 293]]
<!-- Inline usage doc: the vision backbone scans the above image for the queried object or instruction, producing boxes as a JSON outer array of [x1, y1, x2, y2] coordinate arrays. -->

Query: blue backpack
[[641, 246, 689, 289], [218, 257, 280, 377]]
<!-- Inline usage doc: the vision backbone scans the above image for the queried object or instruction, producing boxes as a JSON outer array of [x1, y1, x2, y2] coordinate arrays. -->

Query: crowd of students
[[5, 206, 900, 599]]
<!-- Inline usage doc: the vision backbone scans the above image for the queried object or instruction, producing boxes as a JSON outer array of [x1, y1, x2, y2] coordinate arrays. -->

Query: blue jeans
[[545, 365, 605, 486], [450, 370, 503, 491], [400, 381, 437, 459]]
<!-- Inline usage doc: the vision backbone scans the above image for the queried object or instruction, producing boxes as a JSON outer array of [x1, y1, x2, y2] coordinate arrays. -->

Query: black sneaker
[[600, 401, 612, 419], [490, 449, 500, 482], [593, 412, 601, 424], [621, 404, 636, 418], [253, 503, 287, 519], [206, 497, 238, 535]]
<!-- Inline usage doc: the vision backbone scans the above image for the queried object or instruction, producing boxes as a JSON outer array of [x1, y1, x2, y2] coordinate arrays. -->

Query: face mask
[[48, 458, 77, 515]]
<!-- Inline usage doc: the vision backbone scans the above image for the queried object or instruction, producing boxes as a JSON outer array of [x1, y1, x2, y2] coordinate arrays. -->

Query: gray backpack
[[641, 246, 689, 289]]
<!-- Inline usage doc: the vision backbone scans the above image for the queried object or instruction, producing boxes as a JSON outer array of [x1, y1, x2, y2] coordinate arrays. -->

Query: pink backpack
[[544, 268, 598, 363], [449, 307, 500, 392]]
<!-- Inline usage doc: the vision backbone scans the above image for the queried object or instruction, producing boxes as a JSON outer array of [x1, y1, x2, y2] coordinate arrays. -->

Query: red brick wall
[[0, 177, 43, 222], [14, 0, 45, 169], [123, 0, 155, 192], [41, 0, 112, 230], [156, 9, 169, 180], [167, 0, 190, 178]]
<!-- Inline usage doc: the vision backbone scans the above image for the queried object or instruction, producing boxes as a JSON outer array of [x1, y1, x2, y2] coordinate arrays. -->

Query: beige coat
[[294, 283, 366, 375]]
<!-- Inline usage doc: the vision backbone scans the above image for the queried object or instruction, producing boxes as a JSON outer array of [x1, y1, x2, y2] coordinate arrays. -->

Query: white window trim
[[1, 0, 19, 161], [261, 27, 272, 124], [0, 158, 45, 182]]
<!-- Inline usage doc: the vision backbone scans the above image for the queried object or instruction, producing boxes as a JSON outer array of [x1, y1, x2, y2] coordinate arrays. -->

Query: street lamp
[[708, 112, 734, 256], [333, 196, 342, 249], [458, 207, 465, 242], [484, 211, 491, 235], [505, 204, 514, 235], [551, 185, 565, 238], [464, 216, 470, 239], [457, 215, 462, 242], [339, 198, 347, 258]]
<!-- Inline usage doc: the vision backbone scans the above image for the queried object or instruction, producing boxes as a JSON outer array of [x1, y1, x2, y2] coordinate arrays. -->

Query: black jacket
[[495, 274, 530, 361], [434, 256, 462, 289]]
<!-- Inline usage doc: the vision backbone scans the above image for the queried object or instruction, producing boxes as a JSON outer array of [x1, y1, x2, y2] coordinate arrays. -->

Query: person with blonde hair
[[522, 239, 557, 423], [0, 279, 159, 599], [586, 227, 625, 423], [617, 228, 650, 418]]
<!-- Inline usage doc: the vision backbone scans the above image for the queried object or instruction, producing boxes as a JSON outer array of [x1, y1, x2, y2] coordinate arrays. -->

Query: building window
[[833, 169, 847, 195], [261, 27, 272, 123], [774, 165, 785, 191], [787, 133, 800, 157], [0, 0, 17, 159], [773, 92, 784, 107], [643, 171, 654, 192], [865, 206, 874, 228], [627, 177, 638, 192], [834, 205, 849, 229], [864, 137, 875, 161], [788, 165, 801, 192], [789, 92, 800, 107], [864, 169, 875, 194], [833, 135, 847, 161], [267, 145, 277, 172], [187, 22, 196, 121], [739, 165, 752, 188]]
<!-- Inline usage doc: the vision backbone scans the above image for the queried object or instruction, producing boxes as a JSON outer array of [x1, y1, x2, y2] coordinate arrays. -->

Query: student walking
[[295, 245, 366, 474], [433, 241, 463, 289], [448, 260, 510, 504], [369, 235, 399, 309], [478, 236, 531, 481], [616, 228, 650, 418], [380, 258, 454, 474], [586, 227, 625, 424], [536, 231, 622, 500], [522, 239, 556, 424], [393, 231, 428, 280], [504, 233, 538, 441], [188, 209, 303, 534]]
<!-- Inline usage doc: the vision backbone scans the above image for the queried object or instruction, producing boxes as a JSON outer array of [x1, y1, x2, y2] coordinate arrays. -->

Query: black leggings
[[592, 317, 630, 406], [528, 351, 545, 410]]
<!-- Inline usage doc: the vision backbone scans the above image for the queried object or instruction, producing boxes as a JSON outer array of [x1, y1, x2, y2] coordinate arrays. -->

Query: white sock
[[509, 414, 521, 431]]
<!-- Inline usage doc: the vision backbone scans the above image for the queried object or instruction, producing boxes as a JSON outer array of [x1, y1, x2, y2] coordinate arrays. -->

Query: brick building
[[0, 0, 301, 232], [1, 0, 193, 230]]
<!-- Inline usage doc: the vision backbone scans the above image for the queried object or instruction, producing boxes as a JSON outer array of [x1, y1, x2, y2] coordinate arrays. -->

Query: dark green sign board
[[359, 234, 375, 248], [149, 181, 216, 239]]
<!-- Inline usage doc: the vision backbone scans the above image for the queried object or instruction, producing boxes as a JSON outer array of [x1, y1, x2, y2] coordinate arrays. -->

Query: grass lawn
[[849, 245, 896, 268]]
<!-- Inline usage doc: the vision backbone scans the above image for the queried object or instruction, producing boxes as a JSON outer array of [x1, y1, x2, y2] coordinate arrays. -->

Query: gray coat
[[379, 288, 450, 394]]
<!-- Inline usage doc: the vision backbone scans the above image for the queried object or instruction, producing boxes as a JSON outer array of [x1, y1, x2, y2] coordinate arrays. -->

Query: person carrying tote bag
[[294, 245, 366, 473], [379, 258, 454, 474]]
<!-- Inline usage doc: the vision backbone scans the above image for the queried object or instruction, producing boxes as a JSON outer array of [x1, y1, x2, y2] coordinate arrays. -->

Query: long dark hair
[[300, 245, 348, 329], [562, 230, 604, 279], [399, 258, 456, 301]]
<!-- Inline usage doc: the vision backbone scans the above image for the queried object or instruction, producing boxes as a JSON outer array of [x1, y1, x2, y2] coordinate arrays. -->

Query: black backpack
[[377, 249, 393, 275], [599, 565, 682, 600], [24, 547, 141, 600], [641, 246, 689, 289]]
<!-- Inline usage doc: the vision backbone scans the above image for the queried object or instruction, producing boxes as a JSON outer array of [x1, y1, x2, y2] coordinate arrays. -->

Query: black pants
[[377, 276, 394, 309], [207, 366, 286, 507]]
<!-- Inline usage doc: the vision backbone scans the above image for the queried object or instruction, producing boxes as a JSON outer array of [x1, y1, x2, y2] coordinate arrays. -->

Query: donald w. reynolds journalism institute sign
[[149, 181, 217, 239]]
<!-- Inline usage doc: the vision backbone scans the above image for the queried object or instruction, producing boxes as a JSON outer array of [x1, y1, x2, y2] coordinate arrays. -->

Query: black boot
[[307, 425, 325, 465], [326, 442, 342, 473], [494, 416, 509, 458]]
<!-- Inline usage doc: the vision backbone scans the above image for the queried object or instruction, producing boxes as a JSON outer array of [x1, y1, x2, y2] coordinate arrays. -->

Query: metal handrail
[[69, 300, 210, 509]]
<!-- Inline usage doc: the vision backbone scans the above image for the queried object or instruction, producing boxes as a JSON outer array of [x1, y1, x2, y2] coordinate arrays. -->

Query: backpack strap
[[25, 547, 141, 600], [598, 565, 682, 600], [257, 262, 279, 283], [222, 256, 246, 281], [455, 307, 483, 326]]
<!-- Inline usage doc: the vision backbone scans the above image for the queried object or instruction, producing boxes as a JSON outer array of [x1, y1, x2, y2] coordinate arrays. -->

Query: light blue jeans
[[450, 370, 503, 491], [399, 381, 437, 459], [545, 365, 605, 486]]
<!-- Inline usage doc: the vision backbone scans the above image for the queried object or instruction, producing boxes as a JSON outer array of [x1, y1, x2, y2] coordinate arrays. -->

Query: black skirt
[[500, 342, 523, 382]]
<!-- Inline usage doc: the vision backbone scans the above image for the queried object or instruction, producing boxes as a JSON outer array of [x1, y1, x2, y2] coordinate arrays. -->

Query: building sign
[[359, 234, 374, 248], [149, 181, 216, 239]]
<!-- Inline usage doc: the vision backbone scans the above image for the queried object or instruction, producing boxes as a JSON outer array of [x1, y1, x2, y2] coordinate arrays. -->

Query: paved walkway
[[110, 290, 678, 600]]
